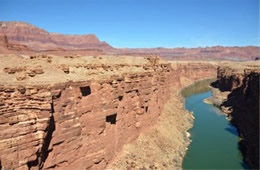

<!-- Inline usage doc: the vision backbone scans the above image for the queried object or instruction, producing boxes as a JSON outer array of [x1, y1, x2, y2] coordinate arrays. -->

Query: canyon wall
[[0, 56, 173, 170], [211, 63, 259, 169], [109, 62, 217, 170], [0, 55, 217, 170]]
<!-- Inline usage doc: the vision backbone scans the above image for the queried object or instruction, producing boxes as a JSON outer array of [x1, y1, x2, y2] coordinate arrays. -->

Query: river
[[182, 85, 249, 169]]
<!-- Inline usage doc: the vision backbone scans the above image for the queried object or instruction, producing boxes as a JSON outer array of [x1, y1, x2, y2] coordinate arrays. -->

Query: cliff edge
[[210, 62, 260, 169]]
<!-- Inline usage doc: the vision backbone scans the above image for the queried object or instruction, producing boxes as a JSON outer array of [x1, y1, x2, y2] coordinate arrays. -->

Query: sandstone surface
[[109, 63, 217, 170], [0, 53, 217, 169]]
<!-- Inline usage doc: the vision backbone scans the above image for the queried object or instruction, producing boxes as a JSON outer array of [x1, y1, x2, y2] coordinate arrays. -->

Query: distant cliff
[[0, 21, 112, 51], [116, 46, 260, 61], [0, 21, 259, 61], [211, 64, 260, 169]]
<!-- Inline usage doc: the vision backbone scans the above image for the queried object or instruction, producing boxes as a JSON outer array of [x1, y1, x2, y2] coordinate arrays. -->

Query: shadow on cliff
[[240, 161, 250, 170], [40, 115, 55, 166], [210, 79, 230, 92], [225, 123, 239, 137], [27, 103, 56, 169], [215, 72, 259, 169]]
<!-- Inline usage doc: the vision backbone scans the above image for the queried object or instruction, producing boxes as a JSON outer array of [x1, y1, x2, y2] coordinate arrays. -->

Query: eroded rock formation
[[109, 62, 217, 169], [211, 63, 260, 169], [0, 54, 217, 169]]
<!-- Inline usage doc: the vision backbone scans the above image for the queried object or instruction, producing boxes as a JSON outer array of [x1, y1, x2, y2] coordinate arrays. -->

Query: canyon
[[209, 63, 260, 169], [0, 21, 259, 170], [0, 54, 217, 169]]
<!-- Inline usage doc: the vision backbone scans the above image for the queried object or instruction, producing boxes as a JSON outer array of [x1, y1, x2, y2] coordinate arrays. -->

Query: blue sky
[[0, 0, 259, 48]]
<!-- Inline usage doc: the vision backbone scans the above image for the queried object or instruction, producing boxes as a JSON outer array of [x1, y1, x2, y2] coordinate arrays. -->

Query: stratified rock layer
[[212, 63, 260, 169], [0, 55, 217, 170], [109, 63, 217, 170], [0, 22, 112, 51]]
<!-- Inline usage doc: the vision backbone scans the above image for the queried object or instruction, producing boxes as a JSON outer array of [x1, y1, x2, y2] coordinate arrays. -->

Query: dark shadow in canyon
[[225, 124, 239, 137], [40, 115, 55, 167], [27, 103, 56, 170], [106, 113, 117, 125], [80, 86, 91, 97], [212, 72, 259, 169], [240, 161, 250, 170]]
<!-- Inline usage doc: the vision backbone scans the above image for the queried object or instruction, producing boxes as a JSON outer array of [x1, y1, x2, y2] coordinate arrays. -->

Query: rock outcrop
[[0, 54, 217, 170], [211, 63, 260, 169]]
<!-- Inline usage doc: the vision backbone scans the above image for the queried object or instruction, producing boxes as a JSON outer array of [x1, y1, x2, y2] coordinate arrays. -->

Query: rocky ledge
[[210, 62, 260, 169]]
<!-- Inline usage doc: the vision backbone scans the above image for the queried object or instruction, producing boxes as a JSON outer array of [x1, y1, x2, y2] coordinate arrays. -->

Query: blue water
[[182, 91, 248, 169]]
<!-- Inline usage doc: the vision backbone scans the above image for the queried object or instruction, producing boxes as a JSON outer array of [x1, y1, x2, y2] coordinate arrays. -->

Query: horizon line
[[1, 20, 259, 49]]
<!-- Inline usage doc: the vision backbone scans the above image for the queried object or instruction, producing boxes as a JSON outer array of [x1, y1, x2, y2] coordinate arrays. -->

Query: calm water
[[182, 91, 248, 170]]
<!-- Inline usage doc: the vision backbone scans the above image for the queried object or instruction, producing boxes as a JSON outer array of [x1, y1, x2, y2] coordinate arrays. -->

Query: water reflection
[[181, 78, 216, 98]]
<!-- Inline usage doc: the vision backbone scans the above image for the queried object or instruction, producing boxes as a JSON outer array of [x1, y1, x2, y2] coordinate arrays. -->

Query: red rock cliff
[[0, 56, 217, 169], [0, 22, 112, 51], [212, 64, 259, 169], [0, 57, 172, 169]]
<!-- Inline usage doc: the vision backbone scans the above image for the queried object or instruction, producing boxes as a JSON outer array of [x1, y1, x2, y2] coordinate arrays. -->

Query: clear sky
[[0, 0, 259, 48]]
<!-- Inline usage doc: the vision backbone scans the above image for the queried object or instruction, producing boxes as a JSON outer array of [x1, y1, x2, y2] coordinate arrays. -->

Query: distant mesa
[[0, 21, 259, 61], [0, 21, 113, 51]]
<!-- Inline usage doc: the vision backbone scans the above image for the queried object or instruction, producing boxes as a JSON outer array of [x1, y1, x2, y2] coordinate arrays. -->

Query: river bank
[[182, 90, 247, 169], [206, 63, 259, 169]]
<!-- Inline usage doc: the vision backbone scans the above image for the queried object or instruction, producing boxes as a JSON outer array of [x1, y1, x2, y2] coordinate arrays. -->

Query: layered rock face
[[0, 35, 31, 52], [0, 22, 112, 51], [109, 62, 217, 169], [212, 63, 260, 169], [0, 55, 175, 169], [0, 54, 218, 170]]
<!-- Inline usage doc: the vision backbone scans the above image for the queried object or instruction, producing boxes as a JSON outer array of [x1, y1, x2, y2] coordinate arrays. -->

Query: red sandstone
[[0, 53, 217, 169]]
